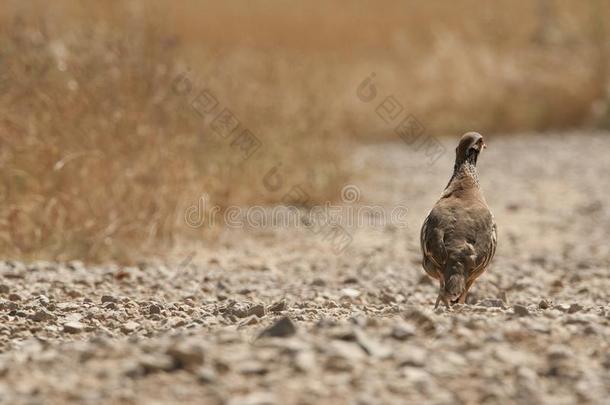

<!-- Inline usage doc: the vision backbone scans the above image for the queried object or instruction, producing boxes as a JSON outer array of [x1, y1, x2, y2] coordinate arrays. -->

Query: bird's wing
[[467, 211, 497, 282], [421, 207, 450, 273]]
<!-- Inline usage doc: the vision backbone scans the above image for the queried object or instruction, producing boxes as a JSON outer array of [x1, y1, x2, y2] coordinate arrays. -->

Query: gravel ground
[[0, 133, 609, 404]]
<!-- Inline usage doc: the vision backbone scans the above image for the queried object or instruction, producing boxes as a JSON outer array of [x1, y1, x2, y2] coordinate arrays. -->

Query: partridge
[[420, 132, 497, 308]]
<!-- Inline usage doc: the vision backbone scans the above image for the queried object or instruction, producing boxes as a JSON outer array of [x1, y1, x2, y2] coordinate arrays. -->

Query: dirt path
[[0, 133, 608, 404]]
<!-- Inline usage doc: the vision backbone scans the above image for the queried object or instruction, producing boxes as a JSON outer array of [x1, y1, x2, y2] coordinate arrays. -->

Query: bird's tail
[[443, 254, 471, 298], [445, 273, 465, 296]]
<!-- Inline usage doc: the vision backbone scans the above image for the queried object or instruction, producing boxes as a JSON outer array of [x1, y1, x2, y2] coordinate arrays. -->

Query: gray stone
[[513, 304, 529, 317], [30, 309, 55, 322], [138, 354, 175, 374], [341, 288, 361, 299], [568, 303, 584, 314], [63, 321, 85, 334], [37, 295, 50, 307], [238, 315, 260, 327], [149, 304, 162, 315], [479, 298, 506, 308], [258, 317, 296, 338], [391, 323, 416, 341], [166, 340, 205, 370], [247, 303, 266, 318], [239, 361, 268, 375], [403, 309, 436, 334], [8, 294, 21, 302], [196, 366, 217, 383], [121, 321, 139, 333], [311, 278, 326, 287], [324, 340, 365, 372], [267, 300, 286, 313], [354, 329, 391, 358], [101, 295, 118, 304]]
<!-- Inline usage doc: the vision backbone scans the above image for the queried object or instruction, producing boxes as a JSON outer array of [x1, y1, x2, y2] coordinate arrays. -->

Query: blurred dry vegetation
[[0, 0, 609, 263]]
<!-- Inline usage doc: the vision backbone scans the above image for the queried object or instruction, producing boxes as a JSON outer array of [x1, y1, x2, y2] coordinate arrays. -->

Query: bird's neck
[[443, 161, 480, 196], [453, 160, 479, 184]]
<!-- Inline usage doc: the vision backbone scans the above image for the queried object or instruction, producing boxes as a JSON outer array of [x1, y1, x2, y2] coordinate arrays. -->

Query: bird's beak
[[472, 141, 486, 152]]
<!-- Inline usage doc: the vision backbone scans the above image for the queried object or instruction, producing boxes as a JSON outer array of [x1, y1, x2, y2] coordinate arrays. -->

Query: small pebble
[[258, 317, 296, 338], [568, 303, 583, 314], [63, 321, 85, 334], [513, 304, 529, 317], [8, 293, 21, 302]]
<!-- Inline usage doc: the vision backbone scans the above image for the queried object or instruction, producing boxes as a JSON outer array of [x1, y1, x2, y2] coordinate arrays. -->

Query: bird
[[420, 132, 497, 308]]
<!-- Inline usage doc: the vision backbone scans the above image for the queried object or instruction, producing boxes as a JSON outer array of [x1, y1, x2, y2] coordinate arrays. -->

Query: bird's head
[[455, 132, 486, 166]]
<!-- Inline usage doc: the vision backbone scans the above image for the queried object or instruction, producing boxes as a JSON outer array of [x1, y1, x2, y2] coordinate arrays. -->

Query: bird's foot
[[434, 293, 451, 309]]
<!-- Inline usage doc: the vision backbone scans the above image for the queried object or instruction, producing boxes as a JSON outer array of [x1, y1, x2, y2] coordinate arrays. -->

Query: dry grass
[[0, 0, 609, 263]]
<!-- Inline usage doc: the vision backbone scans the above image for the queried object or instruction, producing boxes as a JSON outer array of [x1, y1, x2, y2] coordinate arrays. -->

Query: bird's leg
[[457, 279, 476, 304], [434, 280, 444, 308], [457, 292, 467, 305], [457, 291, 468, 304], [434, 289, 450, 309]]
